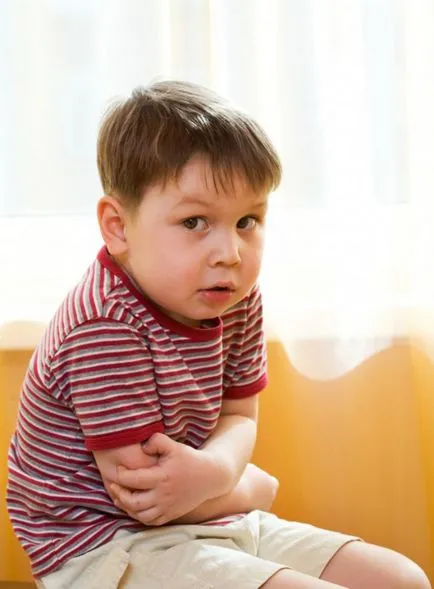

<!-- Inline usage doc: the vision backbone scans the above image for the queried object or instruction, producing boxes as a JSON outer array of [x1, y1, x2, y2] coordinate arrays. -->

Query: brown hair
[[97, 80, 281, 210]]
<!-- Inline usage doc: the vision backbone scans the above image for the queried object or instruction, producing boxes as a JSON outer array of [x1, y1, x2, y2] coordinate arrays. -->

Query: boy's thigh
[[124, 514, 359, 589], [256, 511, 360, 578], [124, 537, 286, 589]]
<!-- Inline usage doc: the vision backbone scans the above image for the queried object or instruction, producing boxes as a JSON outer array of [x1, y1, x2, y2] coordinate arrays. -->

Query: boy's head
[[97, 80, 281, 213], [97, 80, 281, 327]]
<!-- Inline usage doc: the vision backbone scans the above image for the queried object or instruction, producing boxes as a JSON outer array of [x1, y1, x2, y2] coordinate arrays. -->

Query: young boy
[[7, 81, 429, 589]]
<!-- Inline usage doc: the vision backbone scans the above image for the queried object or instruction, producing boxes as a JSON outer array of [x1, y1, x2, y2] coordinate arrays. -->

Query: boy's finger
[[143, 432, 176, 457], [116, 465, 163, 489], [123, 491, 156, 514], [135, 506, 162, 525]]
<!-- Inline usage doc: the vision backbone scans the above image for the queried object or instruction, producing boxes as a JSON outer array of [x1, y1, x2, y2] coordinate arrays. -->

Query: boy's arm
[[94, 433, 235, 524], [198, 393, 259, 492], [109, 393, 262, 525]]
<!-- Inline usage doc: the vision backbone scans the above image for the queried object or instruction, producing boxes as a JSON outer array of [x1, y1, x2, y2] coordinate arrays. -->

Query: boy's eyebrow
[[175, 195, 211, 207]]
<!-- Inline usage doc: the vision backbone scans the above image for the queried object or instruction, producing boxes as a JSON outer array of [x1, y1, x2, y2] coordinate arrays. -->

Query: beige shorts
[[38, 511, 359, 589]]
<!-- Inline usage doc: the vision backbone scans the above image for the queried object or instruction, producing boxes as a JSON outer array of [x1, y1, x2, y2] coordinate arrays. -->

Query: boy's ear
[[97, 196, 128, 255]]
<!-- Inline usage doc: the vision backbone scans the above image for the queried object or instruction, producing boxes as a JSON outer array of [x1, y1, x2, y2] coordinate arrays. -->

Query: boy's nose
[[209, 232, 241, 267]]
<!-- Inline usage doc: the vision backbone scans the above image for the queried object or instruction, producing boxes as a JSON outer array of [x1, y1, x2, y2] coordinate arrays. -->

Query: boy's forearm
[[170, 467, 251, 524], [199, 413, 257, 496], [170, 462, 279, 525]]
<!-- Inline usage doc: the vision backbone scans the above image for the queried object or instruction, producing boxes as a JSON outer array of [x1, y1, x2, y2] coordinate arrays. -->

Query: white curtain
[[1, 0, 434, 378]]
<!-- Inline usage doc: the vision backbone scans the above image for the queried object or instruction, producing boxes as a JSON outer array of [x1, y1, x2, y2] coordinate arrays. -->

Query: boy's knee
[[405, 565, 431, 589], [390, 558, 430, 589], [323, 542, 431, 589]]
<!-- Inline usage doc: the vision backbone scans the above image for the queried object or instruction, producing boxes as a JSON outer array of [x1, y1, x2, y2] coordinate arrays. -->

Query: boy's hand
[[110, 433, 229, 526], [242, 463, 279, 512]]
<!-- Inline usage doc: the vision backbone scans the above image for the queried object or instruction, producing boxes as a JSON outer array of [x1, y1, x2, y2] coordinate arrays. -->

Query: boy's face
[[118, 155, 268, 327]]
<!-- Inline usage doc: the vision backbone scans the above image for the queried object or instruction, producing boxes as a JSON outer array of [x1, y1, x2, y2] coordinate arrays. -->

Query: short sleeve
[[50, 319, 164, 450], [223, 284, 268, 399]]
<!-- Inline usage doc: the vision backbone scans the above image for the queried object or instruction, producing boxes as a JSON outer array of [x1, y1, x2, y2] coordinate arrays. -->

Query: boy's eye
[[237, 216, 258, 230], [183, 217, 208, 231]]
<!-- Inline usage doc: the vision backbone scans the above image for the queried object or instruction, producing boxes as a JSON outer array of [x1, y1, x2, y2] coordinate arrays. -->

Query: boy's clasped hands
[[109, 432, 278, 527]]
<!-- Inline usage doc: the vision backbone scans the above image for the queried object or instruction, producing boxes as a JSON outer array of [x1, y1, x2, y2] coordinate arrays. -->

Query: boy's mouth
[[198, 284, 235, 304], [201, 283, 236, 292]]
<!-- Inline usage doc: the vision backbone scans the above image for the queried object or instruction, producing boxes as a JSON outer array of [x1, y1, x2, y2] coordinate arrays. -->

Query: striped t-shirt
[[7, 246, 267, 577]]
